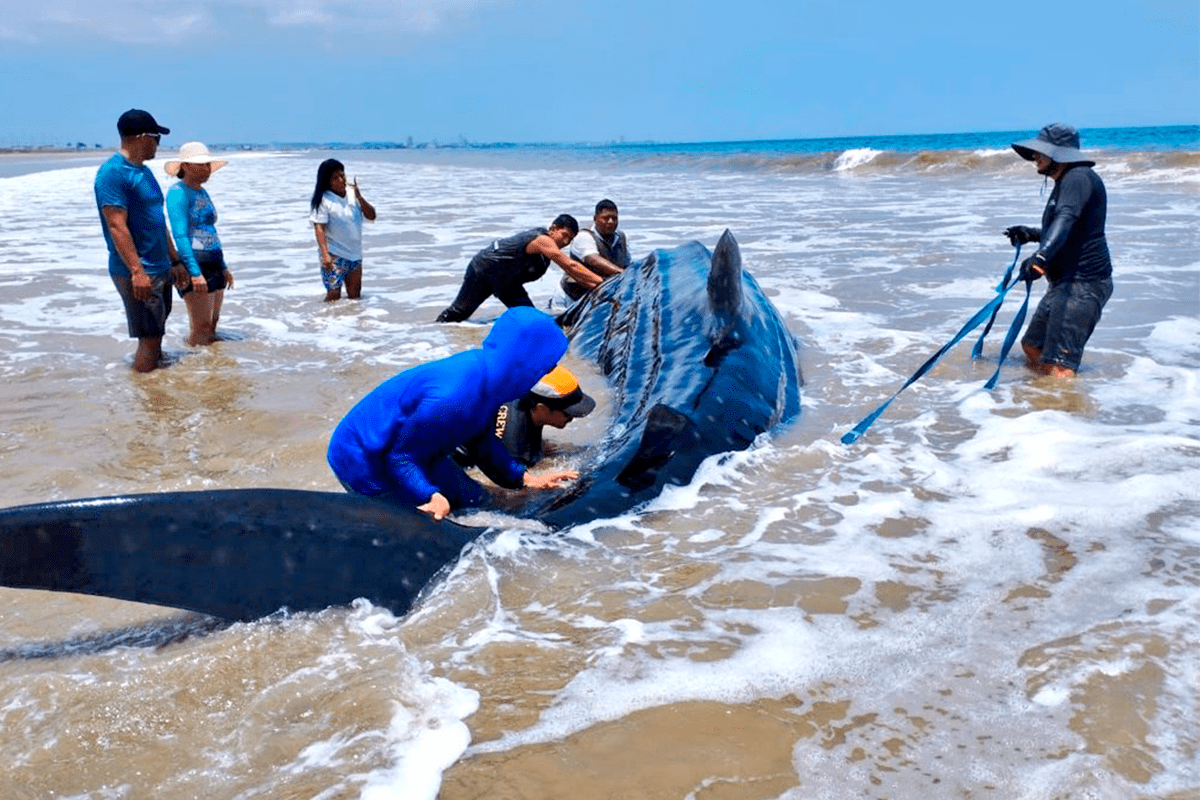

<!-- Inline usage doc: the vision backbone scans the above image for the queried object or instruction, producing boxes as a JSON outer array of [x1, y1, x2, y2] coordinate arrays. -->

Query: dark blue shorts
[[1021, 277, 1113, 372], [111, 272, 173, 339]]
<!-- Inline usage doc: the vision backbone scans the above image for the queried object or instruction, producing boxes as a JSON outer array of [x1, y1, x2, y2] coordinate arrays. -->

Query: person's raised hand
[[1004, 225, 1037, 246]]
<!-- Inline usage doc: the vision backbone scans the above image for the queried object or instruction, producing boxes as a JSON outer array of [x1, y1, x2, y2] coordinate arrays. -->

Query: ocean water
[[0, 127, 1198, 799]]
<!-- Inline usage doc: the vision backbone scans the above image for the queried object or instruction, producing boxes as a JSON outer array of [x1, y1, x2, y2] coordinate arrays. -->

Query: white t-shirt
[[568, 229, 600, 262], [569, 228, 628, 265], [310, 191, 364, 260]]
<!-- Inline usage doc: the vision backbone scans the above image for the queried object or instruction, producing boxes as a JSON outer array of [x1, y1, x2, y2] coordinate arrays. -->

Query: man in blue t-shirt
[[94, 108, 186, 372]]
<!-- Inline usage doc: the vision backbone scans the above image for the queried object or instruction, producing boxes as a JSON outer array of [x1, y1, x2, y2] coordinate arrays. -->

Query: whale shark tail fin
[[708, 229, 744, 316], [0, 489, 481, 621]]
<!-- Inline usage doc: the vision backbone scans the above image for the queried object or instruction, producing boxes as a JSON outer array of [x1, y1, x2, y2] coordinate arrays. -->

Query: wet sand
[[0, 149, 112, 179]]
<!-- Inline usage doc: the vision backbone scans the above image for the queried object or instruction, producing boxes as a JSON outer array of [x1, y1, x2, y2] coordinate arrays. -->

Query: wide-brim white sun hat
[[165, 142, 229, 176]]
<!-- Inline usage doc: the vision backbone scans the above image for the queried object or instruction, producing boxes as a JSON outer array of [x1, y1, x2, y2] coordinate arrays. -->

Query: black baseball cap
[[117, 109, 170, 137]]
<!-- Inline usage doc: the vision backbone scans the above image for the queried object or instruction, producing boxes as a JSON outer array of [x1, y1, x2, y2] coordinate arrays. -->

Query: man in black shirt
[[1005, 123, 1114, 378], [456, 366, 596, 468], [436, 215, 603, 322]]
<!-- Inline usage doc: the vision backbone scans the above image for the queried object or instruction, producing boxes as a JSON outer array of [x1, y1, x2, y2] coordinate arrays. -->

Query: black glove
[[1005, 225, 1038, 246], [1018, 255, 1046, 283]]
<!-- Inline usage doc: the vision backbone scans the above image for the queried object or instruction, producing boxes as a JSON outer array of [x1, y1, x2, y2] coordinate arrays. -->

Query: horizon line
[[4, 122, 1197, 154]]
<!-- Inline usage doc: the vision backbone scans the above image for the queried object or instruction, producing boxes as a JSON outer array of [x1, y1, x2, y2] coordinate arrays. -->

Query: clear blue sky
[[1, 0, 1196, 146]]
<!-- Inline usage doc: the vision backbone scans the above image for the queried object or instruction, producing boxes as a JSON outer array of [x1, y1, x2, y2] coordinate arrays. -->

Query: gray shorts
[[1021, 277, 1113, 371], [111, 272, 173, 339]]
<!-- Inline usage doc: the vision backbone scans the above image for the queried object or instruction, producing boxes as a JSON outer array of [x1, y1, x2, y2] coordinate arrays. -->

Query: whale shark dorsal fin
[[708, 229, 744, 315]]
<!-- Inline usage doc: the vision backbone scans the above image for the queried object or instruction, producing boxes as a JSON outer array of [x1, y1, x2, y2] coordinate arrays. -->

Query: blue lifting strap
[[841, 247, 1030, 445]]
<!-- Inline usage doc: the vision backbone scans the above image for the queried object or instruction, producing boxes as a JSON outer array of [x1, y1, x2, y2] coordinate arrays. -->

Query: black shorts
[[112, 272, 173, 339], [177, 250, 229, 297], [1021, 277, 1113, 371]]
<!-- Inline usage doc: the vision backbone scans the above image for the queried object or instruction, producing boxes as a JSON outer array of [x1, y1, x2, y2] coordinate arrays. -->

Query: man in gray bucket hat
[[1003, 123, 1113, 378]]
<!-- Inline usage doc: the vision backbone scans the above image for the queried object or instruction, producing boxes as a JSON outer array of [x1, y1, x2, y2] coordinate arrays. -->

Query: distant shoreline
[[4, 123, 1196, 158], [0, 150, 115, 179], [0, 147, 112, 155]]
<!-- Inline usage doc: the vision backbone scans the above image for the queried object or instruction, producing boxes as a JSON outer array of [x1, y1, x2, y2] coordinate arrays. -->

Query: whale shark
[[0, 231, 801, 622], [525, 229, 802, 526]]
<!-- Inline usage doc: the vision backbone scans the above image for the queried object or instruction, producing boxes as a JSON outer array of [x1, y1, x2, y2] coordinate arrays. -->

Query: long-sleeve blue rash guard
[[165, 181, 222, 277], [326, 307, 569, 508]]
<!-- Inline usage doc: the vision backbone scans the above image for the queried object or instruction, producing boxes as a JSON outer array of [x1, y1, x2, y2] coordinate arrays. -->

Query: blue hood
[[327, 307, 567, 503], [478, 307, 568, 405]]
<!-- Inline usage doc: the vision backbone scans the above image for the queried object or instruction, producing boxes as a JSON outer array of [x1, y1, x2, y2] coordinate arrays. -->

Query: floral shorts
[[322, 255, 362, 291]]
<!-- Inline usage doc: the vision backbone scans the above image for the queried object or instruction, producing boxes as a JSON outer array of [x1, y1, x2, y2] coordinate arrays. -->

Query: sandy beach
[[0, 149, 113, 179]]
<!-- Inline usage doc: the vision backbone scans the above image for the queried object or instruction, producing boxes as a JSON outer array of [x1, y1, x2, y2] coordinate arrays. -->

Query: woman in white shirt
[[309, 158, 376, 302]]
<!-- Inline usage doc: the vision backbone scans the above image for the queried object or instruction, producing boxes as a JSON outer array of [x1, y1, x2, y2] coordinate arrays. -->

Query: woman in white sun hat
[[164, 141, 234, 346]]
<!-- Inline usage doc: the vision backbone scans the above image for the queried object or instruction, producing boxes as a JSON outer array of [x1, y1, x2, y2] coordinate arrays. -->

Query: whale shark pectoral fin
[[616, 404, 702, 491], [707, 229, 744, 315]]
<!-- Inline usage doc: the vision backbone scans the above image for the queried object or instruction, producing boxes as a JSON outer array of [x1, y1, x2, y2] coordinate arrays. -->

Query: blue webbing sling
[[841, 247, 1032, 445]]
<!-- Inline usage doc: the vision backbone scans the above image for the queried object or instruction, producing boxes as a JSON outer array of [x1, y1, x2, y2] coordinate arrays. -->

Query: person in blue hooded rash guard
[[327, 307, 579, 520]]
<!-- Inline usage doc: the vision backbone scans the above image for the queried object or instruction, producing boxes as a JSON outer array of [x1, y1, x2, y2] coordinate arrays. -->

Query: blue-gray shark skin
[[0, 231, 801, 623], [0, 490, 480, 622], [532, 229, 803, 526]]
